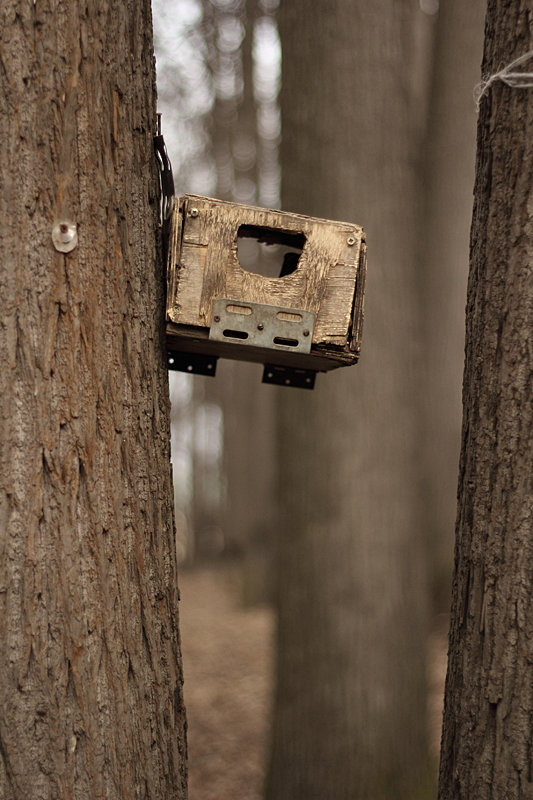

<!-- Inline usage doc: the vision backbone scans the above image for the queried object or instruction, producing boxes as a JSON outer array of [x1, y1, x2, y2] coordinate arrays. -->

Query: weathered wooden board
[[166, 195, 366, 359]]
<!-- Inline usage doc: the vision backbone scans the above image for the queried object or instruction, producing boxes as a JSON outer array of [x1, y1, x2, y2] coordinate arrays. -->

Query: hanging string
[[474, 49, 533, 111]]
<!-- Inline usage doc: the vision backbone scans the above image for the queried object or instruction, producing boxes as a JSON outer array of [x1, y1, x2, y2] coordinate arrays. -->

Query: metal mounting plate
[[167, 350, 218, 376], [209, 299, 315, 354], [262, 364, 316, 389]]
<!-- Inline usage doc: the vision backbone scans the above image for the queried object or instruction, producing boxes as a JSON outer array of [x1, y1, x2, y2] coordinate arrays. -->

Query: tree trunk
[[266, 3, 433, 799], [200, 0, 278, 583], [438, 3, 533, 798], [0, 2, 187, 798], [420, 0, 486, 610]]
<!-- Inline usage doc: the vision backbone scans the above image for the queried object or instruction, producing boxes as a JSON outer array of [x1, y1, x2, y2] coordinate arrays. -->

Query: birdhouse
[[166, 194, 366, 389]]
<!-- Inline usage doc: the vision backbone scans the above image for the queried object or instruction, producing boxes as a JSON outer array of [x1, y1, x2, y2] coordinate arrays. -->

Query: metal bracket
[[154, 113, 175, 223], [209, 299, 315, 354], [167, 350, 218, 376], [262, 364, 316, 389]]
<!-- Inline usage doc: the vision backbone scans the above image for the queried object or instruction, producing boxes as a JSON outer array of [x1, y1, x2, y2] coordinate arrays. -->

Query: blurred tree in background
[[420, 0, 485, 612], [267, 2, 433, 797], [154, 0, 281, 575]]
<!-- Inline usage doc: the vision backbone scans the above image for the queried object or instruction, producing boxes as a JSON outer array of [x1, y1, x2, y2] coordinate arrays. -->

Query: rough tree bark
[[438, 2, 533, 798], [0, 2, 187, 798], [266, 3, 433, 799]]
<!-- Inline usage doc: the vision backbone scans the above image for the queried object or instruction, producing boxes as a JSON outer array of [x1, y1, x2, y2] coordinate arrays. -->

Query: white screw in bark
[[52, 221, 78, 253], [347, 235, 356, 246]]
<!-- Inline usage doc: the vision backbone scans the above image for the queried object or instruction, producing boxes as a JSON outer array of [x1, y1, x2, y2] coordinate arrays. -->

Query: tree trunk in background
[[219, 359, 277, 603], [266, 3, 433, 799], [202, 0, 278, 589], [0, 2, 187, 798], [421, 0, 486, 611], [234, 0, 258, 205], [203, 0, 241, 203], [438, 3, 533, 797], [217, 0, 263, 562]]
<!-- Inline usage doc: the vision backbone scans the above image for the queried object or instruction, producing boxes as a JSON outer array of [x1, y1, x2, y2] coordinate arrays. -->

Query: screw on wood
[[190, 208, 199, 218], [347, 235, 356, 246]]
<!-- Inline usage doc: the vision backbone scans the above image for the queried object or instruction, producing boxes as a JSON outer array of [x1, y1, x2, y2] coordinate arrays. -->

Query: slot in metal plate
[[209, 299, 315, 354]]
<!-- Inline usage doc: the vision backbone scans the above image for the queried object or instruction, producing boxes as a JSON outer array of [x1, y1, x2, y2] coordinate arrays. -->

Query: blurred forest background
[[152, 1, 486, 797]]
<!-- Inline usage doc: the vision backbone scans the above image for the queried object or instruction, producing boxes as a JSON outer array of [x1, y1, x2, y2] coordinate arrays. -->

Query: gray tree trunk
[[0, 2, 187, 798], [203, 0, 278, 583], [266, 3, 433, 799], [438, 2, 533, 798], [420, 0, 486, 610]]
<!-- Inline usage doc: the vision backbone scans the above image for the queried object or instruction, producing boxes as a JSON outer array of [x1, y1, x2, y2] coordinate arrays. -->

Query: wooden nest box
[[166, 195, 366, 389]]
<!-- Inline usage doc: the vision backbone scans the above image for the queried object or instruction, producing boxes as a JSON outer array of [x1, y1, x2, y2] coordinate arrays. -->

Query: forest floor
[[178, 562, 448, 800]]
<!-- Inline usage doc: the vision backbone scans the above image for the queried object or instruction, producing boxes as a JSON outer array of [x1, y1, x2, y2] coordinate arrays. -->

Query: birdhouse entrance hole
[[165, 194, 367, 389], [236, 225, 305, 279]]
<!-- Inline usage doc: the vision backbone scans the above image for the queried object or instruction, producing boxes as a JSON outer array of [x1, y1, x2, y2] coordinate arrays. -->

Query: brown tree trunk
[[0, 2, 187, 798], [420, 0, 486, 610], [438, 2, 533, 798], [266, 3, 433, 799]]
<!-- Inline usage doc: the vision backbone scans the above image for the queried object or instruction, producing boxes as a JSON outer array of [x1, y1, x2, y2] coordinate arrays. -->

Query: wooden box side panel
[[166, 199, 184, 320], [167, 195, 364, 347], [349, 236, 367, 356]]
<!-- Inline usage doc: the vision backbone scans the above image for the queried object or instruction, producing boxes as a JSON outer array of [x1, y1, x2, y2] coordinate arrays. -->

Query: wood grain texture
[[438, 2, 533, 798], [0, 2, 187, 798], [166, 194, 365, 350]]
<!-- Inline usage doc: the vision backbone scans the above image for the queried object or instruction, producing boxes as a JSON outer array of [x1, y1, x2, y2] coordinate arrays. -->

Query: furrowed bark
[[0, 2, 187, 797], [438, 2, 533, 797]]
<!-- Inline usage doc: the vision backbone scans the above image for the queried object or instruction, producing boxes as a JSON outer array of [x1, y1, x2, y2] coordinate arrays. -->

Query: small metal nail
[[190, 207, 199, 218], [214, 315, 221, 323], [347, 235, 356, 246], [303, 329, 310, 337], [257, 323, 264, 331]]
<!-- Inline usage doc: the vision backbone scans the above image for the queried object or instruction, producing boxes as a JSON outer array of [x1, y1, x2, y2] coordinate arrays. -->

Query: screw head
[[213, 315, 221, 323], [190, 207, 199, 218], [257, 323, 264, 331], [303, 329, 310, 337], [347, 235, 356, 246], [52, 220, 78, 253]]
